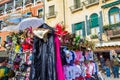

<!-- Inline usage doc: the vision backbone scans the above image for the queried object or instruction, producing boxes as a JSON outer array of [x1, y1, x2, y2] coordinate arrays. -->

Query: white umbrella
[[17, 17, 44, 30], [1, 25, 19, 32]]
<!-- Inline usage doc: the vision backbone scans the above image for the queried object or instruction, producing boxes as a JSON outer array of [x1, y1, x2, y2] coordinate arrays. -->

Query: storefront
[[94, 41, 120, 60]]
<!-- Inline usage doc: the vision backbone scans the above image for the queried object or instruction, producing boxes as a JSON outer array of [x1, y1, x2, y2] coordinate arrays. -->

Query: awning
[[95, 41, 120, 47], [95, 41, 120, 52], [1, 25, 19, 32]]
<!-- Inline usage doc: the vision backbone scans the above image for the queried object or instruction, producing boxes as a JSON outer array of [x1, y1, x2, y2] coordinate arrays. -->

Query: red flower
[[55, 23, 68, 36]]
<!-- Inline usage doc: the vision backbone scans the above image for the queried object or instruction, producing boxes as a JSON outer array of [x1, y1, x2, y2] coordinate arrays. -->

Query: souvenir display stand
[[3, 23, 103, 80], [4, 27, 33, 79]]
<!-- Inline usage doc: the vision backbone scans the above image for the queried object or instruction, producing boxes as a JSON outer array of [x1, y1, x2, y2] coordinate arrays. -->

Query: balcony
[[85, 0, 99, 7], [70, 3, 83, 13], [46, 12, 57, 19], [103, 22, 120, 40], [25, 0, 33, 7], [15, 0, 23, 9]]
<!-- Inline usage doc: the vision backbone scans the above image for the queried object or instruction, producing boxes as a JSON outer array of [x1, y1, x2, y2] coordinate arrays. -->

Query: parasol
[[17, 17, 44, 30]]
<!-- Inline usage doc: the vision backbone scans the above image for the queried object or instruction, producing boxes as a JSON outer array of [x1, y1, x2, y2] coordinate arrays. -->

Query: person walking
[[105, 58, 111, 80], [111, 55, 119, 78], [100, 55, 105, 71]]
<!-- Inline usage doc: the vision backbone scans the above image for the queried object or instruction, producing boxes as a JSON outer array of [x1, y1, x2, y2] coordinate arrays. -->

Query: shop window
[[49, 5, 55, 16], [38, 9, 43, 17], [109, 7, 120, 24]]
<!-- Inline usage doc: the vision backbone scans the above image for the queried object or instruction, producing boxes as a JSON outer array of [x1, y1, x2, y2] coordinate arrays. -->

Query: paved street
[[101, 73, 120, 80]]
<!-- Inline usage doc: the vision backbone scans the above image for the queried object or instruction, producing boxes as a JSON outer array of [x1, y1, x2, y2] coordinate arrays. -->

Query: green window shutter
[[86, 15, 91, 35], [75, 22, 82, 30], [109, 7, 119, 15], [99, 11, 103, 33], [72, 24, 75, 34], [82, 22, 86, 37], [90, 13, 99, 28]]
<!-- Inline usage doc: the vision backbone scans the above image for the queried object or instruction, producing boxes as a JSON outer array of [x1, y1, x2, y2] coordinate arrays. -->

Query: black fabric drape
[[30, 23, 56, 80]]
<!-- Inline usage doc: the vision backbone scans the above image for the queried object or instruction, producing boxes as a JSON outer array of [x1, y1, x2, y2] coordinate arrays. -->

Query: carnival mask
[[33, 29, 50, 39]]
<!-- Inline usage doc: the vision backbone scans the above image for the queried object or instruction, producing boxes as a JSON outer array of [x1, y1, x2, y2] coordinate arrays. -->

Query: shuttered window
[[89, 13, 99, 28], [109, 7, 120, 24], [49, 5, 55, 16], [75, 22, 82, 30], [38, 9, 43, 17], [74, 0, 80, 8], [73, 21, 86, 37]]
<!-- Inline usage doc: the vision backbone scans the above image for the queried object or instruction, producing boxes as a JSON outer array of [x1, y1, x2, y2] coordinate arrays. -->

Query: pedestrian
[[100, 55, 105, 71], [0, 57, 15, 80], [105, 58, 111, 79], [111, 55, 119, 78]]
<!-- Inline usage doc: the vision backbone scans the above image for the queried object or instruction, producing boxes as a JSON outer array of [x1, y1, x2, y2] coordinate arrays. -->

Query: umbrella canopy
[[1, 25, 19, 32], [17, 17, 44, 30]]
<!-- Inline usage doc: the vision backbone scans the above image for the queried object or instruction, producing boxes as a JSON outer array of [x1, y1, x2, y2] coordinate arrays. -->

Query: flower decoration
[[55, 23, 68, 37]]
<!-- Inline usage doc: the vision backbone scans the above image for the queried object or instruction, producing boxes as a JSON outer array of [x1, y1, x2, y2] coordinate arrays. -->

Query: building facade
[[45, 0, 120, 52], [0, 0, 43, 50]]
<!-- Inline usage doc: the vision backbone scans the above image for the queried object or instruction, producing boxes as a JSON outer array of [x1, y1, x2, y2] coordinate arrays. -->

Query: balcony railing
[[25, 0, 33, 6], [104, 22, 120, 38], [46, 12, 57, 19], [15, 0, 23, 9], [70, 3, 83, 13], [85, 0, 99, 7]]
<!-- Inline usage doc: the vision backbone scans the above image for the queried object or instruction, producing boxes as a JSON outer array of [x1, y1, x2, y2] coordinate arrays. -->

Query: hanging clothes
[[54, 35, 65, 80], [30, 23, 56, 80]]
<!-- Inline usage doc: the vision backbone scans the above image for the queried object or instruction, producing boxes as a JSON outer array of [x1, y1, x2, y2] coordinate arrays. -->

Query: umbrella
[[1, 25, 19, 32], [17, 17, 44, 30]]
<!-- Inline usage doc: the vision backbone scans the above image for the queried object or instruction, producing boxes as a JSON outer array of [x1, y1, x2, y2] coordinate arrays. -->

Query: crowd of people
[[99, 51, 120, 79]]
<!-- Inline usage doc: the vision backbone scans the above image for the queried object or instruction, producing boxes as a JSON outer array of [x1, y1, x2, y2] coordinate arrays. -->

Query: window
[[75, 22, 83, 36], [89, 13, 99, 34], [109, 7, 120, 24], [38, 9, 43, 17], [89, 13, 99, 28], [74, 0, 80, 8], [27, 12, 32, 15], [91, 27, 99, 34], [0, 37, 2, 44], [6, 35, 10, 42], [49, 5, 55, 16], [0, 21, 2, 30]]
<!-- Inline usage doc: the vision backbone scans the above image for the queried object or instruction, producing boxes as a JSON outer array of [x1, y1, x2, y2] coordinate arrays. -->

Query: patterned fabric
[[0, 66, 9, 80]]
